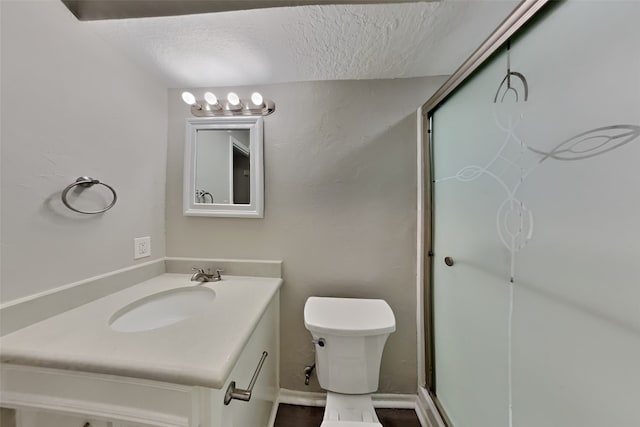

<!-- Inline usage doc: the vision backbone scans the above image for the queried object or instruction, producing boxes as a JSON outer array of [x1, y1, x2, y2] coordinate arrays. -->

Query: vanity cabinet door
[[17, 409, 110, 427]]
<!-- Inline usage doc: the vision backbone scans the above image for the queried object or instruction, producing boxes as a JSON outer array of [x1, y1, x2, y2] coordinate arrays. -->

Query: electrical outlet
[[134, 236, 151, 259]]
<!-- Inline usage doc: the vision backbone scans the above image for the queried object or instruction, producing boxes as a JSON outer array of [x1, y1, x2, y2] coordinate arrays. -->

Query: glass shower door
[[431, 47, 514, 427], [429, 2, 640, 427]]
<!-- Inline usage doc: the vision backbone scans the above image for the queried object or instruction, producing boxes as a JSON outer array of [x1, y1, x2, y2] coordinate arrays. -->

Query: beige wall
[[166, 77, 446, 393], [0, 0, 168, 303]]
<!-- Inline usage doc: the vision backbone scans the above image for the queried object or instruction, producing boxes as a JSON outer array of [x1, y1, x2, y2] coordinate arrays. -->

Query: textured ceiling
[[86, 1, 518, 88], [62, 0, 436, 20]]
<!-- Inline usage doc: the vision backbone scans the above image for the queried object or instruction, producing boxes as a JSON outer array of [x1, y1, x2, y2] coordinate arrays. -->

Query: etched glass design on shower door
[[430, 2, 640, 427]]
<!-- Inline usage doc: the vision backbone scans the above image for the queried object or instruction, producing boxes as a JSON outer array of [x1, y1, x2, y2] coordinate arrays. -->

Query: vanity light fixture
[[227, 92, 240, 106], [250, 92, 263, 106], [204, 92, 219, 107], [181, 91, 198, 106], [181, 91, 275, 117], [225, 92, 242, 112]]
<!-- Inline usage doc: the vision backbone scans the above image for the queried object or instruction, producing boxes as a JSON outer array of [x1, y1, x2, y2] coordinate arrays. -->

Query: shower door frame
[[418, 0, 550, 424]]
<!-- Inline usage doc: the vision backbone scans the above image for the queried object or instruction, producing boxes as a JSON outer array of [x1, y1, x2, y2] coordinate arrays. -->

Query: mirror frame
[[183, 116, 264, 218]]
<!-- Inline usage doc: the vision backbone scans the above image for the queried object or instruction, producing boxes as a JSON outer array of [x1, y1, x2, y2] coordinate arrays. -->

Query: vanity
[[0, 274, 282, 427]]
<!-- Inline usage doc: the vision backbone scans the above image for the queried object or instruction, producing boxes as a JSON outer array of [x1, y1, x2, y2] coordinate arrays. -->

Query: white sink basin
[[109, 286, 216, 333]]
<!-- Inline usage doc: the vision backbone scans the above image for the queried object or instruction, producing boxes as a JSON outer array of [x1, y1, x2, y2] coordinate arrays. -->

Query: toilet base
[[320, 391, 382, 427]]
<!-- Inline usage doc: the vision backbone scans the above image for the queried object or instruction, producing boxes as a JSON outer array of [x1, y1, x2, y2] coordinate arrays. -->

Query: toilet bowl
[[304, 297, 396, 427]]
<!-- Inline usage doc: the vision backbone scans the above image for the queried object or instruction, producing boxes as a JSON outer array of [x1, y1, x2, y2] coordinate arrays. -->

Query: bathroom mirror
[[184, 116, 263, 217]]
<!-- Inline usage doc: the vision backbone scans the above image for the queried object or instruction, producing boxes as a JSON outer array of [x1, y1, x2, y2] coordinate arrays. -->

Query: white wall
[[0, 0, 168, 303], [166, 77, 447, 393]]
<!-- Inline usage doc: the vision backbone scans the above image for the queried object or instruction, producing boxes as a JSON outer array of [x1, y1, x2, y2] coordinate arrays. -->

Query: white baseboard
[[416, 387, 447, 427], [278, 389, 327, 407], [277, 388, 417, 409], [266, 399, 279, 427]]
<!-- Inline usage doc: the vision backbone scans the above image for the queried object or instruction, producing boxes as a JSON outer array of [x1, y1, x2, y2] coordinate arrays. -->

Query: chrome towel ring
[[61, 176, 117, 214]]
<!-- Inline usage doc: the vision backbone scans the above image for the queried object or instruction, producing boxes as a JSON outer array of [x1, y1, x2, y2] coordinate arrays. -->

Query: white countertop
[[0, 274, 282, 389]]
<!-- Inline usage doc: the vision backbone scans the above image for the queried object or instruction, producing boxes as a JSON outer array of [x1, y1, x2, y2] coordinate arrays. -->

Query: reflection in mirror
[[195, 129, 251, 205], [184, 116, 263, 218]]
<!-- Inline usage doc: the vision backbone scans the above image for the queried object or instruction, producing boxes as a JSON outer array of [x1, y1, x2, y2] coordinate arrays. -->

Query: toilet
[[304, 297, 396, 427]]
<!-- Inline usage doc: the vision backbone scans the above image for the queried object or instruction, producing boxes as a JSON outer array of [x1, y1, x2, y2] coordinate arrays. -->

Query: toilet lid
[[321, 422, 382, 427], [304, 297, 396, 336]]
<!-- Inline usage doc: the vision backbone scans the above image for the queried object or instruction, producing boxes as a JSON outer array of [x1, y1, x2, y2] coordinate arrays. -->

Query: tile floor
[[273, 404, 422, 427]]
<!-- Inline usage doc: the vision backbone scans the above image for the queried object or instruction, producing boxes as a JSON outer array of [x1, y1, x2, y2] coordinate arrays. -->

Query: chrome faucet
[[190, 268, 223, 283]]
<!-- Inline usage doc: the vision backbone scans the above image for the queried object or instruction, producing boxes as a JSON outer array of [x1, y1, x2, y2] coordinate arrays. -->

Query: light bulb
[[204, 92, 218, 105], [181, 91, 196, 105], [250, 92, 263, 106], [227, 92, 240, 106]]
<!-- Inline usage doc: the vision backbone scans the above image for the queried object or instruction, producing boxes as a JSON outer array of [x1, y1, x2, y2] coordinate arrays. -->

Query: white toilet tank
[[304, 297, 396, 394]]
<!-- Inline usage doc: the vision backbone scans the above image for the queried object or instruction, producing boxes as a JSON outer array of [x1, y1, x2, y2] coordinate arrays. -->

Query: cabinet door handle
[[224, 351, 268, 405], [444, 257, 454, 267]]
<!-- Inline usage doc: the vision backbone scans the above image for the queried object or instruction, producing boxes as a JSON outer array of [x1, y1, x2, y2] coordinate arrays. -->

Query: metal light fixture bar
[[182, 91, 275, 117]]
